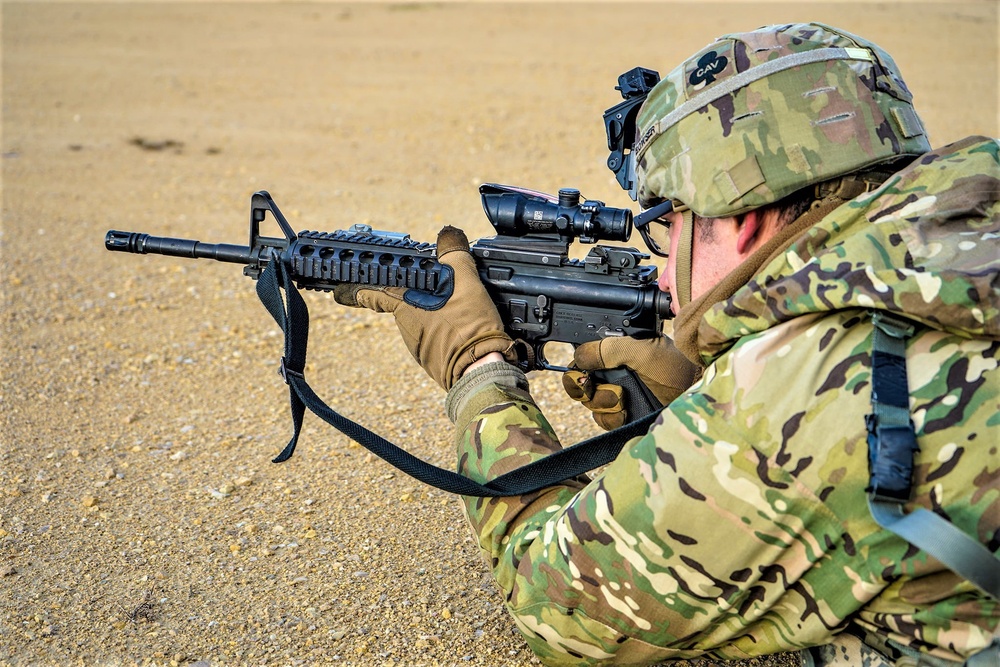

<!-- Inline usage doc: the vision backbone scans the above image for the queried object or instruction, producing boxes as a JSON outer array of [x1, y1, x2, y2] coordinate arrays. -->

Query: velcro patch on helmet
[[685, 42, 735, 97], [714, 155, 766, 204], [889, 104, 926, 139], [785, 144, 811, 175]]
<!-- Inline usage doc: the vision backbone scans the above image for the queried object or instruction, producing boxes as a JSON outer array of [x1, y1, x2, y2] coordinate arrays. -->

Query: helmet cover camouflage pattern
[[634, 23, 933, 217]]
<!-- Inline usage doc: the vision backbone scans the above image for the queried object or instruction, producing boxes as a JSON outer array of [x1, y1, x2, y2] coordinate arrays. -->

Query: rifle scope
[[480, 183, 632, 244]]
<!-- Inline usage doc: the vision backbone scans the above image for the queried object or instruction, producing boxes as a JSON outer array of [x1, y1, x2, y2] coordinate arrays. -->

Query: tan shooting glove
[[562, 335, 700, 430], [333, 226, 519, 391]]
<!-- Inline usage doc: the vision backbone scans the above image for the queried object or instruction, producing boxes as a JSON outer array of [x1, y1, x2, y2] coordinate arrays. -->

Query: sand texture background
[[2, 2, 997, 666]]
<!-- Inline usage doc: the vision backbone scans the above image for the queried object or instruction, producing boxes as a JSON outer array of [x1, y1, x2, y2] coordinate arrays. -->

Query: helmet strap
[[674, 209, 695, 308]]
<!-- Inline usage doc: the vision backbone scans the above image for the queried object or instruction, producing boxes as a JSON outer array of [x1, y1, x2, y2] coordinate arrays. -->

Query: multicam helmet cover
[[634, 23, 932, 217]]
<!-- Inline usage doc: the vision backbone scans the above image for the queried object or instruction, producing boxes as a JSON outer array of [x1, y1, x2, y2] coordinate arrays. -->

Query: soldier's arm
[[446, 328, 869, 665], [447, 360, 826, 665]]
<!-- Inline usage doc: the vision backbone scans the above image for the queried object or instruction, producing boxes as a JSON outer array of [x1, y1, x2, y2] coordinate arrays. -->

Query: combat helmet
[[633, 22, 932, 218]]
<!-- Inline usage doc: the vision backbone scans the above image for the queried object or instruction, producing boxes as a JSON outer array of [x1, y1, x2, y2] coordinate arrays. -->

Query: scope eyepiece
[[479, 183, 632, 244]]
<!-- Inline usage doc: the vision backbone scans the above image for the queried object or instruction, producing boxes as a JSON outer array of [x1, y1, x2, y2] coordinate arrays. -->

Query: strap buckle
[[278, 356, 303, 385], [865, 413, 918, 503]]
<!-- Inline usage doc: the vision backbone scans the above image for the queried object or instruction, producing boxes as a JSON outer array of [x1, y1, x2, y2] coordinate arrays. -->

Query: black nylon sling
[[255, 258, 658, 497]]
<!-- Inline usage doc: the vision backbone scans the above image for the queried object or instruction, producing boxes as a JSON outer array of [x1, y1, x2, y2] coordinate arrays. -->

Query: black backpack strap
[[865, 311, 999, 600], [255, 258, 658, 497]]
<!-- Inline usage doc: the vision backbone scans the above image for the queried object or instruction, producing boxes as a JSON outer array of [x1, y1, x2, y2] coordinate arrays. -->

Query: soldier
[[335, 22, 999, 667]]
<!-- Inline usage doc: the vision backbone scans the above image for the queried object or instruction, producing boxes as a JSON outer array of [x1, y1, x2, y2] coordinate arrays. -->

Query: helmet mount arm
[[603, 67, 660, 198]]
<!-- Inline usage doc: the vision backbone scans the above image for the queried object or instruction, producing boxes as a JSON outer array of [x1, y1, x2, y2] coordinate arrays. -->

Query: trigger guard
[[531, 341, 569, 372]]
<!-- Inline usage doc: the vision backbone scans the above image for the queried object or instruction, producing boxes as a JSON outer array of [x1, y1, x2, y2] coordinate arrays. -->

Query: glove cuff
[[446, 330, 519, 389], [446, 361, 528, 424]]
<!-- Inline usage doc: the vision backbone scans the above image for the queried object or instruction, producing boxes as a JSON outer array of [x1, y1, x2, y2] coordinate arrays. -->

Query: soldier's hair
[[770, 188, 817, 228]]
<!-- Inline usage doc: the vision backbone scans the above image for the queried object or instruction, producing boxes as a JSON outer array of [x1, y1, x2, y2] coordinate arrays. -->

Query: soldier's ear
[[736, 210, 762, 254]]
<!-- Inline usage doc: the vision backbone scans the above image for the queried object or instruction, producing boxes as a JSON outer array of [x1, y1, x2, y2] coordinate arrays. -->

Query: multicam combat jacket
[[449, 137, 1000, 665]]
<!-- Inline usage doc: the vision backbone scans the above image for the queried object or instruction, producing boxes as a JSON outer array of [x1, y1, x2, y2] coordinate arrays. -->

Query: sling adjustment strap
[[865, 311, 999, 600], [255, 258, 656, 495]]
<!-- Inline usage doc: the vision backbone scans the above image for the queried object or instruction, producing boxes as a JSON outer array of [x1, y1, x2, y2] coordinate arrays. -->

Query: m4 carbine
[[106, 183, 672, 420]]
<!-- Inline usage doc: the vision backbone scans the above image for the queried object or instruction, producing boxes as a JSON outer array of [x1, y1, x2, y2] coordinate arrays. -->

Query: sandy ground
[[1, 2, 996, 666]]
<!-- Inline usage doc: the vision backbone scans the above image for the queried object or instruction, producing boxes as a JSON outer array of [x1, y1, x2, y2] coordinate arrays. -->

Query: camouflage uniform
[[445, 135, 1000, 665]]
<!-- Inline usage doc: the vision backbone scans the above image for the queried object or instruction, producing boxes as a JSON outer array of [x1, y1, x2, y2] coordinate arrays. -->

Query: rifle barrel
[[105, 231, 253, 264]]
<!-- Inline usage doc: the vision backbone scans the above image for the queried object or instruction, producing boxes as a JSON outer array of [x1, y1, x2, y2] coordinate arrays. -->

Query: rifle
[[104, 67, 674, 490], [106, 183, 671, 420]]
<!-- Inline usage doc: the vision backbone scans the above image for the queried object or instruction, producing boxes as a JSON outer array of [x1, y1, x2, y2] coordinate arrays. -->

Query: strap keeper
[[872, 310, 914, 339], [279, 356, 304, 384]]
